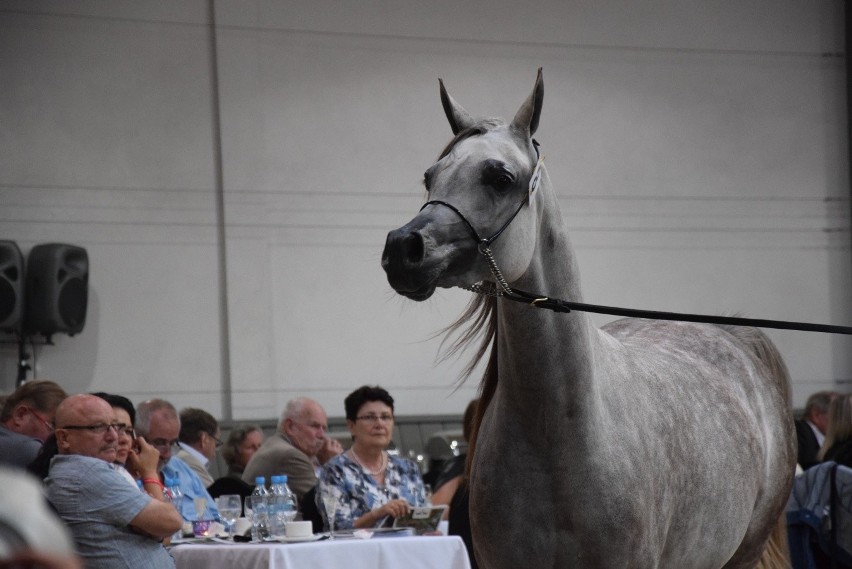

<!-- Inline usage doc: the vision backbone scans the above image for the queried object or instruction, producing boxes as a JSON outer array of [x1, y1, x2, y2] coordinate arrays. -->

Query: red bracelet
[[142, 477, 164, 490]]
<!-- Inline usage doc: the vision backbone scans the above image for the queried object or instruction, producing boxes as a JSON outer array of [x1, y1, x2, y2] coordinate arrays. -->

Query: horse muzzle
[[381, 226, 439, 301]]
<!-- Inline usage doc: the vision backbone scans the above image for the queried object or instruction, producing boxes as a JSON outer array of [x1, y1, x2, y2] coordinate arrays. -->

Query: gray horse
[[382, 69, 795, 569]]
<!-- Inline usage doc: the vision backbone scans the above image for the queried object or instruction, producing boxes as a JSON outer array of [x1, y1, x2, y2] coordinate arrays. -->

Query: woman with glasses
[[317, 385, 427, 530], [94, 393, 139, 487]]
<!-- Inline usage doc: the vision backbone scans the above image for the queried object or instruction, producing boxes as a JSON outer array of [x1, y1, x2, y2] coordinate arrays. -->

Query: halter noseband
[[418, 141, 544, 298]]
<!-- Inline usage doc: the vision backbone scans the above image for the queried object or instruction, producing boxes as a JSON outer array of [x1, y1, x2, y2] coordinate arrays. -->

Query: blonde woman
[[818, 393, 852, 467]]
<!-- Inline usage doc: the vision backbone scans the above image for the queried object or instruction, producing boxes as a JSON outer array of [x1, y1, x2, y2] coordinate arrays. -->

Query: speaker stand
[[16, 335, 31, 386]]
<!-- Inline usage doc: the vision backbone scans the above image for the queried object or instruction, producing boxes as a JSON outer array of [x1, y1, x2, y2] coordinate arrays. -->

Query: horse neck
[[494, 176, 598, 416]]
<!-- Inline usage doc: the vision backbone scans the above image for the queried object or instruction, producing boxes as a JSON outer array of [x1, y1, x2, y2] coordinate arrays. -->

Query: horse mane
[[433, 291, 498, 480], [431, 119, 520, 480]]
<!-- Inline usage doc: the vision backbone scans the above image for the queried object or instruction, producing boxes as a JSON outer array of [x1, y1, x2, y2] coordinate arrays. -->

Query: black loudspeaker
[[0, 241, 24, 331], [25, 243, 89, 337]]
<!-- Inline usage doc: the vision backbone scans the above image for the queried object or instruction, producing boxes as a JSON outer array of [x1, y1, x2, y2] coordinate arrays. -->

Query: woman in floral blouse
[[317, 385, 426, 530]]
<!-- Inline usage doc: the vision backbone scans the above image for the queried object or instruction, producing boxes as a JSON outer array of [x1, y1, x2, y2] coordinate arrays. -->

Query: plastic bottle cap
[[256, 477, 265, 484]]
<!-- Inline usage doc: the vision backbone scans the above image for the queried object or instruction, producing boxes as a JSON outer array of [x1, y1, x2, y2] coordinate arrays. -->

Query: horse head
[[382, 69, 545, 300]]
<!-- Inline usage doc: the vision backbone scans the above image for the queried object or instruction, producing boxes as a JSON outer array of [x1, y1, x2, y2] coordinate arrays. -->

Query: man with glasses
[[243, 397, 343, 500], [175, 407, 221, 487], [0, 379, 67, 468], [135, 399, 219, 522], [46, 394, 182, 569]]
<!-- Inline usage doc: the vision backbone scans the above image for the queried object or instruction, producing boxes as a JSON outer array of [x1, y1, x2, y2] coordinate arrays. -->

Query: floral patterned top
[[317, 451, 426, 530]]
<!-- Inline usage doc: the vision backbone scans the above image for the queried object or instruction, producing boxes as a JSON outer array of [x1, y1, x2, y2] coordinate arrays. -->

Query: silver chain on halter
[[459, 242, 515, 298], [430, 150, 545, 301]]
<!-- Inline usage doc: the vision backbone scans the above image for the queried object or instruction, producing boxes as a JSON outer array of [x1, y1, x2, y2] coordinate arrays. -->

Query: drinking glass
[[245, 495, 269, 542], [216, 494, 242, 539], [321, 492, 338, 540]]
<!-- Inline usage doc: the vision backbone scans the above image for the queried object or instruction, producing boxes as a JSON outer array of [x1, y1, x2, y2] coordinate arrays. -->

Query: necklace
[[349, 449, 387, 476]]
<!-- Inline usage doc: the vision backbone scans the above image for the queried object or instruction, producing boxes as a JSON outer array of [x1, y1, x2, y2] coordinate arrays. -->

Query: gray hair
[[135, 398, 179, 436], [278, 397, 314, 431], [804, 391, 836, 418]]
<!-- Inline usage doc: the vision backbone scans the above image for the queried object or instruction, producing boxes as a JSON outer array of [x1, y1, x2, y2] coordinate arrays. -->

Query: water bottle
[[268, 476, 283, 538], [165, 478, 184, 542], [249, 476, 270, 541], [269, 475, 297, 538], [280, 475, 297, 524]]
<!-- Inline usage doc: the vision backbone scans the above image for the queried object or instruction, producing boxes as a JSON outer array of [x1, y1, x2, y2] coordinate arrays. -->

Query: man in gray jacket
[[242, 397, 342, 500]]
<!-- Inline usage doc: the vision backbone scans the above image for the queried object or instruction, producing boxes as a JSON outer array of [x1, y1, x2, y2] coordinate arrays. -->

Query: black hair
[[344, 385, 394, 422], [92, 392, 136, 427], [179, 407, 219, 444]]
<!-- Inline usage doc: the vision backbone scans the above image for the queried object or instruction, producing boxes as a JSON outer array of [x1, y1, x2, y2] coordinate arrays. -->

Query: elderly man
[[175, 407, 220, 487], [796, 390, 837, 470], [45, 394, 182, 569], [0, 380, 67, 468], [135, 399, 219, 521], [242, 397, 342, 500]]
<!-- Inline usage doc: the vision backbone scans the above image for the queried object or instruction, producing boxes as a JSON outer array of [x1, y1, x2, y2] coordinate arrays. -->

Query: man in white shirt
[[175, 407, 220, 488]]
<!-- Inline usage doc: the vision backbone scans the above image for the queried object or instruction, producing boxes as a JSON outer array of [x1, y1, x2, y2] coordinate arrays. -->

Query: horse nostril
[[403, 232, 424, 264]]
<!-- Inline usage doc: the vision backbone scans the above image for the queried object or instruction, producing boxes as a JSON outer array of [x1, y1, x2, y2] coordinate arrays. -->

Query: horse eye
[[481, 161, 515, 191]]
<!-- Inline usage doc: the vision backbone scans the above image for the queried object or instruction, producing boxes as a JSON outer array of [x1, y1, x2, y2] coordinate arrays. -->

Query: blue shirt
[[317, 452, 426, 530], [46, 454, 175, 569], [0, 425, 42, 468], [161, 456, 219, 521]]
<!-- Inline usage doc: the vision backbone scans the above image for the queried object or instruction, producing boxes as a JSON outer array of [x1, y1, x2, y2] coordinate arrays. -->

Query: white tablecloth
[[170, 535, 471, 569]]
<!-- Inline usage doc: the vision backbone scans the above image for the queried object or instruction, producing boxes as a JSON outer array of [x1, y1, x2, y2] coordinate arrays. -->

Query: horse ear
[[511, 67, 544, 137], [439, 78, 475, 135]]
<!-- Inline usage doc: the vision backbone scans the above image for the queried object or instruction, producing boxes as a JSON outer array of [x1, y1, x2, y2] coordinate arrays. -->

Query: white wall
[[0, 0, 848, 419]]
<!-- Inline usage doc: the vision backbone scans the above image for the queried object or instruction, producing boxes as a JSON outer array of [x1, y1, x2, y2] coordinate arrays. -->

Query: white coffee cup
[[285, 520, 313, 538], [234, 517, 252, 536]]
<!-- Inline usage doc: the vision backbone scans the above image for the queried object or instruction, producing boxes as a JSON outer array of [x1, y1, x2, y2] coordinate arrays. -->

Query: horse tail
[[466, 331, 498, 478], [754, 513, 790, 569]]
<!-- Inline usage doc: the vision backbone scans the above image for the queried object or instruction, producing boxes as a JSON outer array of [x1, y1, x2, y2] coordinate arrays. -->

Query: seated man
[[135, 399, 219, 521], [242, 397, 342, 500], [45, 394, 182, 569], [0, 380, 67, 468], [795, 390, 836, 470], [175, 407, 220, 488]]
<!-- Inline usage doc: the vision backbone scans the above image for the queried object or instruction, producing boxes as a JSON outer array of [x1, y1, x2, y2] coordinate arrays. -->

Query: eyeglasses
[[58, 423, 124, 435], [149, 438, 180, 452], [26, 407, 54, 433], [355, 414, 394, 424], [116, 424, 136, 438], [206, 432, 224, 448], [293, 420, 328, 433]]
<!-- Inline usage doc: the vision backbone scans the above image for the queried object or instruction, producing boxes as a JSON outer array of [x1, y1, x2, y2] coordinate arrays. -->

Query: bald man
[[46, 394, 182, 569]]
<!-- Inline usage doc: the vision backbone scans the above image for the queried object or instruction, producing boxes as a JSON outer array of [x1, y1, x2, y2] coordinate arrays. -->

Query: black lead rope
[[497, 286, 852, 335]]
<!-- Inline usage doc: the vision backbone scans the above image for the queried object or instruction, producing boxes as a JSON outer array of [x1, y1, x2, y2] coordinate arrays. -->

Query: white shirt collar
[[178, 441, 209, 467], [806, 420, 825, 447]]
